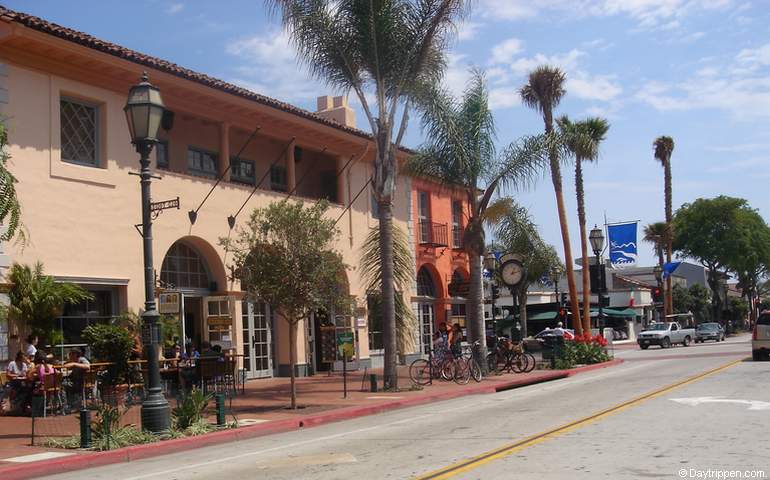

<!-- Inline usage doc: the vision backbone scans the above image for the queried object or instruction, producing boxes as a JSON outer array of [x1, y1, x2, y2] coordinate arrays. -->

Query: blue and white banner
[[607, 222, 638, 268]]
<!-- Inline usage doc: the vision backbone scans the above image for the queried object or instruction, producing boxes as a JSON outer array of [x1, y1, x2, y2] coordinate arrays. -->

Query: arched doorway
[[415, 265, 439, 354], [160, 239, 225, 354]]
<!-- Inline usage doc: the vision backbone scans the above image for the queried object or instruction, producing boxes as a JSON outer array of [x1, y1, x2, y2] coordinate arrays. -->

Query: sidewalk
[[0, 359, 622, 479]]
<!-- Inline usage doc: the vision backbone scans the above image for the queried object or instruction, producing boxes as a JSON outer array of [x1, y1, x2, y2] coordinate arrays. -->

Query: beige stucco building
[[0, 7, 415, 377]]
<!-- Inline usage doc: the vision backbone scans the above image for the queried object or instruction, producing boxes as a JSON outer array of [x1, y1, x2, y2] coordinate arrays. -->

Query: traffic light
[[651, 287, 662, 303], [557, 307, 568, 323], [491, 285, 500, 300]]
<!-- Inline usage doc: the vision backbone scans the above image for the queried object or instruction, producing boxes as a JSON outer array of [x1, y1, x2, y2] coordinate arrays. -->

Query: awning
[[595, 307, 638, 318]]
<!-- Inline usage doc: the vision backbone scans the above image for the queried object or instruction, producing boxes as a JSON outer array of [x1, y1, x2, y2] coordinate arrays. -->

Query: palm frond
[[519, 65, 566, 114], [0, 123, 23, 243], [481, 197, 514, 226], [359, 226, 414, 293], [653, 135, 675, 165]]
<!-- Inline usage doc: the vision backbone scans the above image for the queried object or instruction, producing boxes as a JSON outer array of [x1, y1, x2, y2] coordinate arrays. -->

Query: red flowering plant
[[554, 332, 610, 369]]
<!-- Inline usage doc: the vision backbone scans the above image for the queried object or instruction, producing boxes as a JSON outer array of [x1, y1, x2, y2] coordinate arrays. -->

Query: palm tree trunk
[[289, 320, 297, 409], [664, 160, 673, 317], [545, 111, 582, 335], [552, 161, 582, 335], [575, 159, 591, 334], [468, 252, 487, 371], [378, 200, 398, 390]]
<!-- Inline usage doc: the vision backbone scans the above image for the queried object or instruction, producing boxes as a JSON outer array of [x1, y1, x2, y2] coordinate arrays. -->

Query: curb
[[0, 360, 621, 479]]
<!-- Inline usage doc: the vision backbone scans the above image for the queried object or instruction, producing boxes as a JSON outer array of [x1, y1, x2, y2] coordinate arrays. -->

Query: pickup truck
[[637, 322, 696, 349]]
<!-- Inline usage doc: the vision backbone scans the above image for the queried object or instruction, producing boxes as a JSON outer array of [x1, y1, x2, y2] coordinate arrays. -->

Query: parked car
[[752, 312, 770, 361], [695, 322, 725, 343], [637, 322, 695, 349]]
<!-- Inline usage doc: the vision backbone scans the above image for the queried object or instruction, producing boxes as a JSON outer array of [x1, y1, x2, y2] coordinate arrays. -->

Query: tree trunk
[[468, 252, 487, 372], [664, 160, 673, 317], [518, 288, 528, 338], [545, 110, 582, 335], [378, 201, 398, 391], [289, 320, 297, 410], [575, 159, 591, 334], [657, 247, 665, 320]]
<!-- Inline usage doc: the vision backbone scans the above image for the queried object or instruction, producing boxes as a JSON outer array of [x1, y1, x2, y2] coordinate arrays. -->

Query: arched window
[[416, 266, 436, 297], [160, 241, 211, 289]]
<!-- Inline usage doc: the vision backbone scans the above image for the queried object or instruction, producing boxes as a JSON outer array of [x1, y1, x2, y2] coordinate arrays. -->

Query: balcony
[[419, 221, 449, 248]]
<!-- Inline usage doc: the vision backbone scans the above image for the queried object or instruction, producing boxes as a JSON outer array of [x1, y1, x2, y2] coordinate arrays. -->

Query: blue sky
[[6, 0, 770, 266]]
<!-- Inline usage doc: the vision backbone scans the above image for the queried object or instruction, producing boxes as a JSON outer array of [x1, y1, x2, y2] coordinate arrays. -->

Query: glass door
[[241, 300, 273, 379], [418, 303, 434, 355]]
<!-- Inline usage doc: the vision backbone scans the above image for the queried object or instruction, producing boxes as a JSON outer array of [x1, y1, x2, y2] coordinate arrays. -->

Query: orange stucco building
[[0, 7, 424, 377], [410, 177, 471, 354]]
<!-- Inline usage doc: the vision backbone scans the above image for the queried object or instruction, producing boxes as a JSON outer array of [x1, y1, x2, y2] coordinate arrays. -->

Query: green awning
[[529, 311, 558, 321], [599, 307, 638, 318]]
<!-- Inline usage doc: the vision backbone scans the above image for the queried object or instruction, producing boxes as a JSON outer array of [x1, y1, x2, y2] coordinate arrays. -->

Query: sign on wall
[[158, 292, 181, 314]]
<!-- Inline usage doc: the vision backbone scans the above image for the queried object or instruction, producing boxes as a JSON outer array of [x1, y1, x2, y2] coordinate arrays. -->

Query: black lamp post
[[653, 264, 663, 323], [589, 225, 605, 337], [124, 72, 170, 433], [483, 253, 498, 334]]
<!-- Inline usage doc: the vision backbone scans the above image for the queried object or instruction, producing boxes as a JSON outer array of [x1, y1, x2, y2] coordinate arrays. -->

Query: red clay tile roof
[[0, 6, 376, 142]]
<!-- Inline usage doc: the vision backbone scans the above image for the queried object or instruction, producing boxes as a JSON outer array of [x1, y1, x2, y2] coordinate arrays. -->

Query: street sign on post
[[337, 331, 355, 359]]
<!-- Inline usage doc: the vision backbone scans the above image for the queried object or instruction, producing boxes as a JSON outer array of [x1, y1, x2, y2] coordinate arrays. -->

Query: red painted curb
[[0, 360, 623, 479]]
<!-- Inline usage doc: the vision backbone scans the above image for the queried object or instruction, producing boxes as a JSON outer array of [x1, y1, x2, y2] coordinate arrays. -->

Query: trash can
[[541, 335, 564, 361]]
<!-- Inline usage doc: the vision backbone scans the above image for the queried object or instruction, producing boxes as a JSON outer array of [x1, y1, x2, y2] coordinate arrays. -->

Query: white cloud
[[166, 3, 184, 14], [477, 0, 734, 29], [566, 71, 622, 101], [457, 21, 483, 41], [442, 53, 475, 97], [706, 143, 770, 153], [737, 43, 770, 68], [506, 49, 585, 77], [489, 88, 521, 109], [489, 38, 524, 65], [225, 31, 328, 103]]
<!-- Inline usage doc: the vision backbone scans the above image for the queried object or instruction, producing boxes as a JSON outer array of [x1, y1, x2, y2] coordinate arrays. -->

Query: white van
[[752, 312, 770, 361]]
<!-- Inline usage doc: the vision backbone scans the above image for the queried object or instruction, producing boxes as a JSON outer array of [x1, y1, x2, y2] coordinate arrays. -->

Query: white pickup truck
[[637, 322, 696, 349]]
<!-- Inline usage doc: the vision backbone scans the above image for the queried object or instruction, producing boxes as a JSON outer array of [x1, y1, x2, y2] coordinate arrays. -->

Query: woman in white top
[[6, 351, 29, 380], [24, 334, 38, 358]]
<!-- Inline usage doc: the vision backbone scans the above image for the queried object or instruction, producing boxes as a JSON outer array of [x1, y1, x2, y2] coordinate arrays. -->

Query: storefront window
[[57, 289, 117, 355], [160, 241, 211, 290]]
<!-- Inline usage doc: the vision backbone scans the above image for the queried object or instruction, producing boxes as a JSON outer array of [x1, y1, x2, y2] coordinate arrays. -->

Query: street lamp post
[[653, 264, 663, 324], [124, 72, 170, 433], [589, 226, 606, 337]]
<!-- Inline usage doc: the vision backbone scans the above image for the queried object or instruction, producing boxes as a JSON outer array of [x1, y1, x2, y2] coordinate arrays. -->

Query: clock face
[[501, 260, 524, 287]]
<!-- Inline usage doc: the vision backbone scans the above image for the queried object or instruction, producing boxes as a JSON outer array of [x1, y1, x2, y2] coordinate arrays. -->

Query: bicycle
[[461, 340, 484, 383], [409, 349, 455, 386]]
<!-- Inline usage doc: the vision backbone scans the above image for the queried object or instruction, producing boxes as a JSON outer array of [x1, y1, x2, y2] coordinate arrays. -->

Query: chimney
[[316, 95, 356, 128]]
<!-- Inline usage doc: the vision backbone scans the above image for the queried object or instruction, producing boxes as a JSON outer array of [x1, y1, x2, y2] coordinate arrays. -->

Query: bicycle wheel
[[409, 359, 432, 386], [469, 358, 482, 382], [510, 353, 526, 373], [440, 358, 455, 381], [454, 359, 471, 385], [523, 352, 536, 373]]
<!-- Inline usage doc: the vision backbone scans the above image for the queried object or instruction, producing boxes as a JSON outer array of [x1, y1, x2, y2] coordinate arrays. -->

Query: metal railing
[[419, 221, 449, 247]]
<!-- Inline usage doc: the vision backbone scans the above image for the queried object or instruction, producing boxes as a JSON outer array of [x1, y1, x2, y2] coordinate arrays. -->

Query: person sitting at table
[[24, 334, 38, 358], [27, 352, 54, 414], [4, 351, 31, 414], [199, 341, 218, 358], [62, 349, 90, 412]]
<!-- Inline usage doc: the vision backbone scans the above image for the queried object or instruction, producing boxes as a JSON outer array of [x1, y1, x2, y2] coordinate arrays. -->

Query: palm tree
[[643, 222, 667, 271], [520, 66, 583, 334], [558, 116, 609, 334], [653, 136, 675, 316], [409, 71, 548, 369], [359, 226, 417, 355], [267, 0, 469, 389]]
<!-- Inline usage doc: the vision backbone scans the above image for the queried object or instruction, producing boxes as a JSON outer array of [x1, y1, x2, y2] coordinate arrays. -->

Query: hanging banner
[[607, 222, 638, 268]]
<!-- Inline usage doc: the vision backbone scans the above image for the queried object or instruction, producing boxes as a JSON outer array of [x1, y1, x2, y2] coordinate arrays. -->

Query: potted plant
[[82, 323, 134, 401]]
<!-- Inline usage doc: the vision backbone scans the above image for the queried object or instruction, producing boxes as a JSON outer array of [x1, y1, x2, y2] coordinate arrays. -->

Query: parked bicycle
[[409, 349, 454, 386], [486, 337, 535, 374]]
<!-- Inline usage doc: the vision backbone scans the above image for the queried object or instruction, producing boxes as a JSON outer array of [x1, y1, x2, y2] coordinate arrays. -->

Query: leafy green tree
[[520, 66, 583, 334], [725, 296, 748, 326], [227, 200, 347, 408], [730, 207, 770, 326], [653, 136, 675, 316], [0, 123, 23, 242], [359, 226, 416, 355], [558, 116, 609, 333], [493, 200, 562, 337], [409, 71, 549, 367], [8, 262, 92, 345], [266, 0, 470, 390], [673, 196, 769, 324], [672, 283, 711, 322]]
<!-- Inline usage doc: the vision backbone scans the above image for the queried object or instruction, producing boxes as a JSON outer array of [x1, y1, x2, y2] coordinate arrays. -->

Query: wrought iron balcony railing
[[419, 221, 449, 247]]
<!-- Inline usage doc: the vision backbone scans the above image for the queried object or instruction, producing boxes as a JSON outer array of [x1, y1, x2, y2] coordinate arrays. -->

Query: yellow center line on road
[[414, 357, 746, 480]]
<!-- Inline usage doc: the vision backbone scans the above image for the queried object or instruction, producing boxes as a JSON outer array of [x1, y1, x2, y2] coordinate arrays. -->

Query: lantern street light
[[124, 72, 170, 433], [589, 225, 606, 337]]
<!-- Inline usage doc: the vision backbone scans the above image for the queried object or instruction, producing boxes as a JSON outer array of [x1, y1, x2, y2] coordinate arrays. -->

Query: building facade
[[0, 7, 418, 376]]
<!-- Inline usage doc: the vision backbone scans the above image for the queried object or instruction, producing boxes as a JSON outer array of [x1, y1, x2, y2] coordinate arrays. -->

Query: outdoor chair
[[198, 358, 224, 394], [42, 372, 65, 417]]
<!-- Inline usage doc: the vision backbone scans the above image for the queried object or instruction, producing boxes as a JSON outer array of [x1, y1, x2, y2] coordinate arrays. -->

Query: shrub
[[173, 389, 212, 430], [82, 323, 133, 386], [555, 333, 610, 369]]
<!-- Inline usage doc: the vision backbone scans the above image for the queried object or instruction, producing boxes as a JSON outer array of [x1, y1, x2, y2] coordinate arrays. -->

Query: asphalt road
[[43, 334, 764, 480]]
